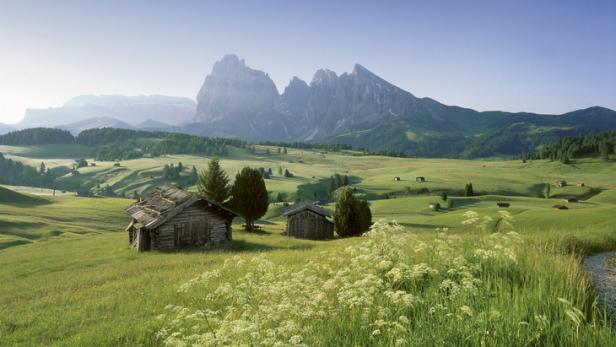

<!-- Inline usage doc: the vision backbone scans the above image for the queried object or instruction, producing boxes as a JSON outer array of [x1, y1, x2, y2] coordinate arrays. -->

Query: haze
[[1, 0, 615, 124]]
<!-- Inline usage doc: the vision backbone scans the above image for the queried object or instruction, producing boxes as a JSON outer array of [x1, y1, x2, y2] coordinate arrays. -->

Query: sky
[[0, 0, 615, 124]]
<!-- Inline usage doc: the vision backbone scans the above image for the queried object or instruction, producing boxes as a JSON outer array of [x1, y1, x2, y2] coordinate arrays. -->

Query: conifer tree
[[197, 157, 230, 203]]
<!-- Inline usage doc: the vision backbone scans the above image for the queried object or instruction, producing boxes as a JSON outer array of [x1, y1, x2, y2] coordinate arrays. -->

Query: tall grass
[[156, 214, 613, 346]]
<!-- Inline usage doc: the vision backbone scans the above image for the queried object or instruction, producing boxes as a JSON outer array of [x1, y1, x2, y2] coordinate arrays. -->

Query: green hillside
[[0, 185, 49, 206], [1, 144, 616, 345]]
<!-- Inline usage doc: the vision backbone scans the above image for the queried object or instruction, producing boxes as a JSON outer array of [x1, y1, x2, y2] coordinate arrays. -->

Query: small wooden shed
[[556, 180, 567, 188], [428, 202, 441, 211], [496, 202, 510, 208], [283, 202, 334, 240], [125, 185, 238, 252], [416, 176, 426, 183]]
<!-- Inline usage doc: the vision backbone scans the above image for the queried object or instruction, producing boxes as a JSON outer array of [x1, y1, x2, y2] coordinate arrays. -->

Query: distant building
[[283, 202, 334, 240], [556, 180, 567, 188], [496, 202, 510, 208], [125, 185, 238, 252], [416, 177, 426, 183], [428, 202, 441, 211]]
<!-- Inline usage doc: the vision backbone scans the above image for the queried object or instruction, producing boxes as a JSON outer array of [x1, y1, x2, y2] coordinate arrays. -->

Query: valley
[[1, 143, 616, 345]]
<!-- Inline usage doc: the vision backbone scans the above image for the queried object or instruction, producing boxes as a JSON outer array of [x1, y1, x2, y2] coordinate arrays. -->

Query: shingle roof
[[126, 185, 238, 229], [283, 201, 331, 217]]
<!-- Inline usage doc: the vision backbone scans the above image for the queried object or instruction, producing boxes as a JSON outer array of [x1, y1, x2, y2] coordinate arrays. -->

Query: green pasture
[[1, 144, 616, 345]]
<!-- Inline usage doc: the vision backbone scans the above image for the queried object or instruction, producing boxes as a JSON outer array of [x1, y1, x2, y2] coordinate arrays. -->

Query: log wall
[[155, 205, 231, 251], [287, 210, 334, 240]]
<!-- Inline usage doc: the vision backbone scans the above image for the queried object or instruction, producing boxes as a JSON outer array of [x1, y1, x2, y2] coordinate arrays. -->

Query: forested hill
[[0, 128, 74, 145], [530, 130, 616, 162]]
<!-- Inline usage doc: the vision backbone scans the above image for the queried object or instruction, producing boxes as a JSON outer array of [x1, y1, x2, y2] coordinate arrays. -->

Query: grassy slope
[[1, 145, 616, 344]]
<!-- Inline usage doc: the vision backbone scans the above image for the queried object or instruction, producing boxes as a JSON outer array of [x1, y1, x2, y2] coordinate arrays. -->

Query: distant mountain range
[[15, 95, 196, 132], [193, 54, 616, 157], [4, 55, 616, 157]]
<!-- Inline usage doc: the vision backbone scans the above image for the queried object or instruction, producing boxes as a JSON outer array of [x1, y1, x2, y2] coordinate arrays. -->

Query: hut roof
[[126, 185, 238, 229], [283, 201, 331, 218]]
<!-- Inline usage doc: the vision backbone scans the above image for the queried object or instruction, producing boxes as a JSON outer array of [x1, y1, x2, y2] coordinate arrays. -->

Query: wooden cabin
[[556, 180, 567, 188], [428, 202, 441, 211], [496, 202, 510, 208], [564, 197, 579, 203], [552, 204, 569, 210], [125, 185, 238, 252], [416, 176, 426, 183], [393, 176, 401, 181], [283, 202, 334, 240]]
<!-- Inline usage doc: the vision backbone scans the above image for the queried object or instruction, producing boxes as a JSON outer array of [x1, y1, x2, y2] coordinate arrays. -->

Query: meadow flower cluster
[[156, 214, 606, 346]]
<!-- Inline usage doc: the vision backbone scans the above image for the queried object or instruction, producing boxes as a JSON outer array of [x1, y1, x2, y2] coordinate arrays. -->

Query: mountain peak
[[311, 69, 338, 86], [351, 63, 370, 75]]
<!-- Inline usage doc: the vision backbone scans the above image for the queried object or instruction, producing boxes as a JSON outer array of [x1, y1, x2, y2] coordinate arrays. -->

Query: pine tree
[[278, 166, 283, 176], [230, 167, 269, 232], [544, 183, 551, 199], [464, 183, 474, 197], [197, 157, 230, 203], [39, 162, 46, 175], [283, 147, 288, 154], [441, 192, 448, 202], [191, 165, 198, 184]]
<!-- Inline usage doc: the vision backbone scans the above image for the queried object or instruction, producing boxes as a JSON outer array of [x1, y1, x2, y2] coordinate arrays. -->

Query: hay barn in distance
[[283, 202, 334, 240], [125, 185, 238, 252]]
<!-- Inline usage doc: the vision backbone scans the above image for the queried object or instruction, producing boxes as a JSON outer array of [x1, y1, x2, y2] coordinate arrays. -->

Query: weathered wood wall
[[154, 204, 231, 251], [287, 210, 333, 240]]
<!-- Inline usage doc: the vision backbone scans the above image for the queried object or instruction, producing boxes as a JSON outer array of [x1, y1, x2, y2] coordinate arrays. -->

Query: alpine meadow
[[1, 1, 616, 346]]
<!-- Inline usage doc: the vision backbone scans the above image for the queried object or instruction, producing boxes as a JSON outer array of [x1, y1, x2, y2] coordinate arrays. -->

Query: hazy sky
[[1, 0, 615, 124]]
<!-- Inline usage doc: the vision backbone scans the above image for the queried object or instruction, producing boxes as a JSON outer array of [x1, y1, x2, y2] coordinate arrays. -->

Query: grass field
[[1, 145, 616, 345]]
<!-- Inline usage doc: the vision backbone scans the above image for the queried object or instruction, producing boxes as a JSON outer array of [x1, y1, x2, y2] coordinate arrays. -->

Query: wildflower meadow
[[156, 212, 613, 346]]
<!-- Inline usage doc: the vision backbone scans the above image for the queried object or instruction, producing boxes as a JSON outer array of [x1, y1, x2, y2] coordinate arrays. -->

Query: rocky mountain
[[193, 55, 616, 157], [56, 117, 133, 135], [18, 95, 196, 129]]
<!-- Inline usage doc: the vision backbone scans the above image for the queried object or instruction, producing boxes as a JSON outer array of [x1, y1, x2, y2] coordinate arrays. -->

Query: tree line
[[0, 153, 61, 187], [0, 128, 74, 145], [527, 130, 616, 163]]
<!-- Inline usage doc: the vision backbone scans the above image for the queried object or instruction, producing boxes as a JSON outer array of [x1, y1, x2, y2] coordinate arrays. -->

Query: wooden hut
[[125, 185, 238, 252], [552, 204, 569, 210], [556, 180, 567, 188], [428, 202, 441, 211], [283, 202, 334, 240], [416, 176, 426, 183], [496, 202, 510, 208]]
